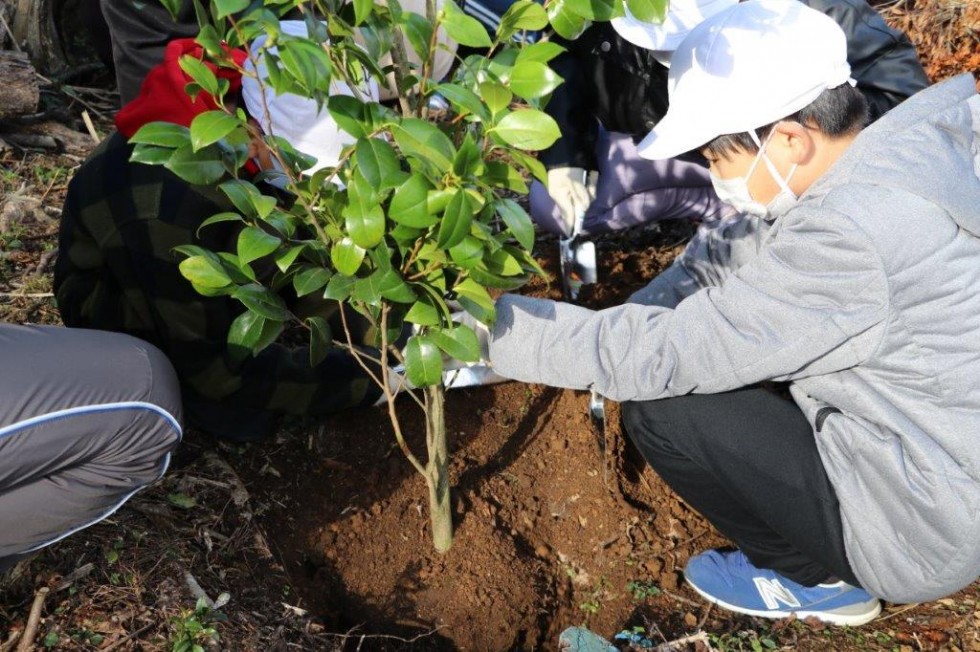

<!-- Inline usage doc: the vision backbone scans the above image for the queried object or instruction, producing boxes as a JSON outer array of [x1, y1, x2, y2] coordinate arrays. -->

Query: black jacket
[[540, 0, 930, 170]]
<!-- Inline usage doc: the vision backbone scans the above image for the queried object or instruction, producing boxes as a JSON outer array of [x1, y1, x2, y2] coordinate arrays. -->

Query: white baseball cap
[[637, 0, 854, 161], [610, 0, 737, 63], [242, 21, 380, 175]]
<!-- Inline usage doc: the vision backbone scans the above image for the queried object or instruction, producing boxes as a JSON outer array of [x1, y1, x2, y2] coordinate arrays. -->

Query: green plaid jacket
[[55, 132, 379, 440]]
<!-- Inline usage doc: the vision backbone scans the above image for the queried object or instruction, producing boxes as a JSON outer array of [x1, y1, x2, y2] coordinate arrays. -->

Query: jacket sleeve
[[627, 213, 771, 309], [805, 0, 929, 120], [57, 155, 382, 423], [489, 205, 889, 402], [538, 34, 599, 171]]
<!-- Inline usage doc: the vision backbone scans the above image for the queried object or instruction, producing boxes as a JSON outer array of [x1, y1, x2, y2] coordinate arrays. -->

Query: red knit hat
[[115, 38, 248, 139]]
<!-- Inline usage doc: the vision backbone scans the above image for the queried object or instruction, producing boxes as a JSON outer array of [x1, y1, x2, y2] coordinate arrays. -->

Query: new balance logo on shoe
[[753, 577, 802, 609], [684, 549, 882, 627]]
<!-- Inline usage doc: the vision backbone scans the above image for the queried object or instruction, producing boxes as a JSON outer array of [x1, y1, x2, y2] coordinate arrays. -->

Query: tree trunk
[[9, 0, 68, 75], [424, 384, 453, 553], [0, 51, 38, 118]]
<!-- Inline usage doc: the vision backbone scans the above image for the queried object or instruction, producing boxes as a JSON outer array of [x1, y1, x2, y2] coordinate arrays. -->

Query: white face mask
[[709, 129, 799, 219]]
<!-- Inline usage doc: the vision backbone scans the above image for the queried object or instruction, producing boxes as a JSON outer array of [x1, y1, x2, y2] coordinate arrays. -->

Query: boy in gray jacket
[[488, 0, 980, 625]]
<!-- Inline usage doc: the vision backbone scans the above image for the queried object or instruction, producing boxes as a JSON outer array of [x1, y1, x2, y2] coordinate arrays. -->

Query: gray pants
[[0, 325, 182, 562]]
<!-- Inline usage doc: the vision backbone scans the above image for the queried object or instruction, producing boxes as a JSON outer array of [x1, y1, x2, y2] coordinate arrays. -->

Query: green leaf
[[479, 81, 512, 116], [165, 144, 225, 185], [566, 0, 618, 20], [178, 54, 219, 98], [195, 25, 224, 56], [129, 122, 190, 148], [390, 174, 438, 228], [435, 83, 490, 121], [487, 247, 523, 275], [625, 0, 669, 23], [343, 176, 385, 248], [402, 12, 433, 62], [237, 226, 281, 265], [232, 284, 291, 320], [437, 190, 475, 249], [179, 255, 233, 289], [508, 61, 563, 100], [130, 143, 175, 166], [327, 96, 397, 139], [228, 310, 284, 357], [274, 244, 305, 272], [323, 273, 356, 301], [441, 0, 493, 48], [353, 0, 374, 24], [307, 316, 333, 366], [496, 198, 534, 249], [515, 41, 566, 65], [493, 109, 561, 150], [190, 111, 240, 151], [351, 274, 383, 305], [547, 0, 592, 40], [377, 268, 417, 303], [508, 149, 548, 184], [453, 136, 484, 177], [294, 266, 333, 296], [167, 492, 197, 509], [483, 161, 528, 193], [327, 95, 370, 139], [217, 252, 256, 284], [454, 278, 496, 324], [355, 137, 403, 191], [159, 0, 182, 19], [468, 262, 528, 289], [449, 235, 484, 269], [219, 179, 277, 220], [427, 188, 457, 215], [404, 334, 443, 387], [331, 237, 366, 276], [430, 325, 481, 363], [391, 119, 456, 172], [279, 39, 332, 93], [196, 211, 243, 237], [498, 0, 549, 40], [405, 296, 441, 326], [214, 0, 249, 19]]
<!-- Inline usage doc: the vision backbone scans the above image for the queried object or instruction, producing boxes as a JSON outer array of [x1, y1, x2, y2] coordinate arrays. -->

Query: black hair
[[702, 83, 870, 159]]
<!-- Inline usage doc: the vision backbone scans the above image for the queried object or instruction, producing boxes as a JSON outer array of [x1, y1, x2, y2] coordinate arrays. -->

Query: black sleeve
[[538, 33, 599, 171], [803, 0, 930, 120]]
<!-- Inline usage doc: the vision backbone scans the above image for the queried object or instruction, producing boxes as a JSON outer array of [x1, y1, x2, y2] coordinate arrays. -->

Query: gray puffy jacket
[[489, 75, 980, 603]]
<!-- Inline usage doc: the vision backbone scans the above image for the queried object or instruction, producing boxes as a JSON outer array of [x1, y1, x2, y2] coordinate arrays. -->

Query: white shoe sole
[[686, 577, 882, 627]]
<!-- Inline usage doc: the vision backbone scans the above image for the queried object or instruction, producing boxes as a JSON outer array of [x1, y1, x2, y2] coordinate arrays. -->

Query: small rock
[[683, 612, 698, 628], [535, 545, 550, 558]]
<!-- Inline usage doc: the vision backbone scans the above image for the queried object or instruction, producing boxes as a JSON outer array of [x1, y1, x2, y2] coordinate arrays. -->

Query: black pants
[[622, 386, 859, 587], [99, 0, 199, 105]]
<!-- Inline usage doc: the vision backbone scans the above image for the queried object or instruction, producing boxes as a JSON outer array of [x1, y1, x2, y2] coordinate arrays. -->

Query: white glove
[[375, 313, 502, 404], [547, 167, 596, 236]]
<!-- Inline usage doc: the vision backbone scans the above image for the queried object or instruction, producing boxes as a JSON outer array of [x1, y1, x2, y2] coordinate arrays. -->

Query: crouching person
[[488, 0, 980, 625], [54, 30, 385, 442], [0, 325, 181, 575]]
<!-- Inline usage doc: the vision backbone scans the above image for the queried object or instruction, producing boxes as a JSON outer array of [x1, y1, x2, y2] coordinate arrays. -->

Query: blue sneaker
[[684, 549, 881, 626]]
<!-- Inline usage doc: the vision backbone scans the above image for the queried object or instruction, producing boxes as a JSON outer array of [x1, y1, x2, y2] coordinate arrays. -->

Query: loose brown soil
[[231, 222, 980, 651]]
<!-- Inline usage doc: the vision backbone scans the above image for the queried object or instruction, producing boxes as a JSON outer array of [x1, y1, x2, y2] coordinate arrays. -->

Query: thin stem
[[388, 27, 414, 116], [376, 305, 428, 475]]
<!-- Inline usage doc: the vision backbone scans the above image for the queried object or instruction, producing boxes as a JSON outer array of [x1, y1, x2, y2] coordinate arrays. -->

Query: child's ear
[[774, 121, 815, 165]]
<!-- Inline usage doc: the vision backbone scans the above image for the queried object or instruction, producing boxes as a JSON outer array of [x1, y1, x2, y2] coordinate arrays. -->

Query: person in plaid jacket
[[55, 38, 381, 441]]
